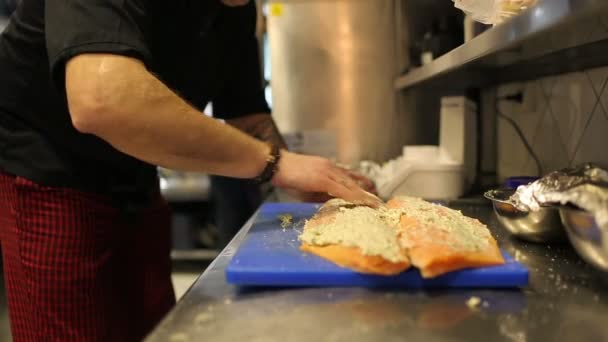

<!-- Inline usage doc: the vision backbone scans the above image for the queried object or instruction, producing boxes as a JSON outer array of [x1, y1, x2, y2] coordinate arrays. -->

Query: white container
[[389, 164, 465, 200], [378, 146, 465, 200], [376, 96, 477, 200], [440, 96, 478, 189]]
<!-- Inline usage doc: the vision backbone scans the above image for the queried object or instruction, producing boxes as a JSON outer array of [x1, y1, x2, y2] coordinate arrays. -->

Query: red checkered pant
[[0, 171, 176, 341]]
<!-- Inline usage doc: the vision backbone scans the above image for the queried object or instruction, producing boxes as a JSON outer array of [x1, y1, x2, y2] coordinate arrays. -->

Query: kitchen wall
[[493, 65, 608, 181]]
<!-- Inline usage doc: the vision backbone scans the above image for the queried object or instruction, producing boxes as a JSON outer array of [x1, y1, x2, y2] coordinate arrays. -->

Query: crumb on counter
[[466, 296, 482, 309], [169, 332, 189, 342], [278, 214, 293, 228], [194, 313, 213, 325]]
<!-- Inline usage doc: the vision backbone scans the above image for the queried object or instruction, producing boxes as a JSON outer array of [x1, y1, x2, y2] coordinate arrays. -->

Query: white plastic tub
[[377, 146, 466, 200]]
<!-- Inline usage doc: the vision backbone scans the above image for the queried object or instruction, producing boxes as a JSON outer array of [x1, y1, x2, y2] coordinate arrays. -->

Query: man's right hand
[[271, 151, 383, 208]]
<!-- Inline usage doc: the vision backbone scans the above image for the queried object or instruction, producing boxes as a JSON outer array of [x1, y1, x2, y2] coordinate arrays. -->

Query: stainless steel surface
[[159, 170, 210, 202], [485, 189, 566, 243], [146, 202, 608, 342], [268, 0, 403, 164], [560, 207, 608, 272], [395, 0, 608, 91], [171, 249, 220, 262], [486, 164, 608, 244], [0, 17, 8, 32]]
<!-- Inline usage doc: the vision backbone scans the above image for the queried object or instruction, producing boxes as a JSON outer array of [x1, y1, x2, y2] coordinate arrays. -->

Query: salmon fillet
[[299, 199, 411, 275], [298, 197, 504, 278], [300, 244, 410, 276], [387, 197, 504, 278]]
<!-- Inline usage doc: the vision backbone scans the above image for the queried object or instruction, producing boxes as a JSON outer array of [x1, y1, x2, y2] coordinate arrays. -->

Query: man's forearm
[[226, 113, 287, 150], [66, 54, 268, 179]]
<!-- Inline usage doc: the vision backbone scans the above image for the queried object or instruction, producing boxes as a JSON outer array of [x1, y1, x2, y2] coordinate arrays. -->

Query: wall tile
[[497, 80, 555, 178], [498, 81, 547, 139], [496, 66, 608, 179], [518, 110, 546, 177], [590, 66, 608, 122], [586, 65, 608, 93], [530, 107, 570, 174], [522, 80, 548, 115], [496, 82, 523, 98], [546, 72, 591, 160], [539, 75, 558, 98], [571, 108, 608, 168], [497, 114, 533, 178]]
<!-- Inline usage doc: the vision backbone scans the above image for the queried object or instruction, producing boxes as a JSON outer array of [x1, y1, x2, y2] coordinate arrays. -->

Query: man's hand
[[271, 151, 383, 208], [226, 113, 377, 202], [227, 114, 379, 204], [342, 168, 378, 195]]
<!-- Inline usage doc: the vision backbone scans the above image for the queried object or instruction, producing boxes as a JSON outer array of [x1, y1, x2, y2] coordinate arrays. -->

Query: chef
[[0, 0, 379, 340]]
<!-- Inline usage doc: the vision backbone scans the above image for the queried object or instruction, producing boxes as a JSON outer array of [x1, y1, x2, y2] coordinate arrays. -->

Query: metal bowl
[[559, 207, 608, 272], [484, 189, 566, 243]]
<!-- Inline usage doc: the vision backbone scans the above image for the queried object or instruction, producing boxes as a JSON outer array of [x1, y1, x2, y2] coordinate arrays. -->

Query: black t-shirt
[[0, 0, 270, 192]]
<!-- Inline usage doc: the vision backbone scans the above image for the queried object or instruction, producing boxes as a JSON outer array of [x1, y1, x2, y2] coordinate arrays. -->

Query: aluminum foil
[[510, 163, 608, 230]]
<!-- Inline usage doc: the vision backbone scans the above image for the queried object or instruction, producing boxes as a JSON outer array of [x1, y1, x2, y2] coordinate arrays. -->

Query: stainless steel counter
[[146, 202, 608, 342]]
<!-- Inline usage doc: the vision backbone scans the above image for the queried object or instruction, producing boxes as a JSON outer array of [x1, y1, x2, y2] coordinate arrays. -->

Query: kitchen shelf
[[395, 0, 608, 91]]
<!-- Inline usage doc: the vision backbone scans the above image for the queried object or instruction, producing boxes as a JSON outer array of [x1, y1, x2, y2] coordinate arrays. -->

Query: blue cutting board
[[225, 203, 529, 288]]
